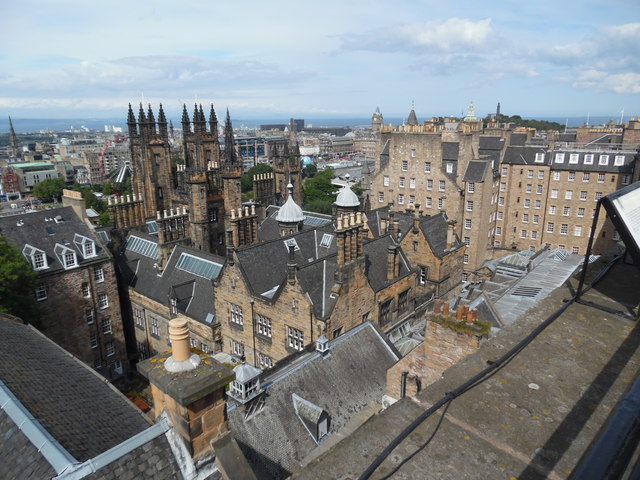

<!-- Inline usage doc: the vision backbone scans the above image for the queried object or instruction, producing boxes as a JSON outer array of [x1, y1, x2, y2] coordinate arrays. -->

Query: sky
[[0, 0, 639, 121]]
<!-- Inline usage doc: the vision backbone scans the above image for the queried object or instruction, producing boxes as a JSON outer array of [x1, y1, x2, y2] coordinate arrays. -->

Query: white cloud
[[570, 69, 640, 94]]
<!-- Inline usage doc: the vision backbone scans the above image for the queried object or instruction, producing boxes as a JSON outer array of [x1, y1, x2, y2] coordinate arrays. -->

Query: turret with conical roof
[[333, 183, 360, 218], [407, 103, 418, 126]]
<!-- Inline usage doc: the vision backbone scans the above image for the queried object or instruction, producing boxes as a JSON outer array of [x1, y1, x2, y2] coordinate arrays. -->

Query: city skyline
[[0, 0, 638, 120]]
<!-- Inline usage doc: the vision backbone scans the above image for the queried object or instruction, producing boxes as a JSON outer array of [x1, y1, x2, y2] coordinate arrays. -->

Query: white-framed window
[[584, 154, 594, 165], [535, 185, 542, 195], [98, 293, 109, 309], [569, 153, 579, 164], [583, 173, 590, 182], [259, 353, 273, 369], [462, 273, 469, 282], [523, 213, 529, 223], [399, 177, 405, 188], [90, 332, 98, 349], [439, 180, 446, 192], [500, 182, 506, 192], [622, 175, 631, 185], [565, 190, 573, 200], [200, 343, 211, 354], [547, 222, 555, 233], [572, 246, 579, 254], [598, 173, 605, 183], [468, 182, 475, 193], [94, 266, 104, 283], [574, 225, 582, 236], [465, 219, 472, 229], [559, 244, 566, 251], [410, 178, 416, 189], [595, 192, 603, 201], [549, 205, 556, 214], [402, 160, 408, 171], [555, 153, 565, 163], [553, 172, 561, 181], [425, 197, 432, 208], [578, 207, 585, 217], [105, 341, 115, 357], [551, 189, 558, 199], [531, 231, 538, 239], [257, 314, 272, 338], [230, 303, 243, 326], [520, 229, 527, 238], [568, 172, 575, 181], [74, 234, 96, 259], [64, 251, 76, 268], [150, 317, 160, 338], [427, 179, 433, 190], [538, 170, 545, 180], [437, 198, 444, 210], [535, 153, 545, 163], [580, 191, 587, 200], [411, 148, 416, 158], [463, 254, 469, 264], [383, 175, 389, 186], [82, 283, 91, 298], [563, 206, 570, 216], [398, 194, 405, 205], [599, 154, 609, 165], [231, 340, 245, 357], [134, 306, 145, 329], [425, 162, 431, 173], [446, 162, 453, 173], [23, 245, 48, 270], [409, 195, 415, 206], [614, 155, 625, 166], [501, 167, 507, 177], [497, 211, 504, 220], [86, 309, 94, 324], [527, 169, 534, 178], [561, 224, 568, 235], [464, 237, 470, 246], [287, 326, 304, 351], [496, 226, 502, 235], [378, 192, 384, 203], [498, 197, 505, 206], [102, 317, 112, 334], [524, 199, 531, 209], [466, 201, 473, 211], [533, 215, 539, 224]]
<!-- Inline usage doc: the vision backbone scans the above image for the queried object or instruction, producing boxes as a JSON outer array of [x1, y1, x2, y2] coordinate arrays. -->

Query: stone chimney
[[287, 244, 297, 285], [62, 189, 87, 222], [387, 245, 399, 282], [446, 218, 457, 249], [138, 317, 235, 459], [225, 229, 235, 266], [412, 205, 421, 234]]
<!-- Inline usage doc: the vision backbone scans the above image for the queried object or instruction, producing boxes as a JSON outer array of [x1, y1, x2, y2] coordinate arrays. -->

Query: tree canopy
[[0, 236, 39, 323], [241, 164, 274, 193], [485, 114, 564, 132], [303, 167, 336, 213], [32, 177, 66, 202]]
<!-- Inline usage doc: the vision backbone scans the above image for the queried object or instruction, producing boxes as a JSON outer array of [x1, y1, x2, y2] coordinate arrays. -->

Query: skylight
[[176, 252, 223, 279], [284, 238, 300, 251], [320, 233, 333, 248], [125, 236, 159, 259]]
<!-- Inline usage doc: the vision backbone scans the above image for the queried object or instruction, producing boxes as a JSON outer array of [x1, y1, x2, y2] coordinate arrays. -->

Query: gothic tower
[[372, 107, 384, 134], [8, 116, 20, 159]]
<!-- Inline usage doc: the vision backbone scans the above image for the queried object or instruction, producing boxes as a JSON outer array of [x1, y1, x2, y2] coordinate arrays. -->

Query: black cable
[[358, 252, 625, 480]]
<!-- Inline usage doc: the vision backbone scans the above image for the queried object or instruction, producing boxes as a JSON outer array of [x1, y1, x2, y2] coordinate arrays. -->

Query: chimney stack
[[287, 244, 297, 285], [137, 317, 235, 459], [446, 219, 457, 249], [387, 245, 398, 282]]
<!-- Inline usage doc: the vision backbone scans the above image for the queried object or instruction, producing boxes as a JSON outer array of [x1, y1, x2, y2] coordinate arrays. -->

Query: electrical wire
[[357, 252, 624, 480]]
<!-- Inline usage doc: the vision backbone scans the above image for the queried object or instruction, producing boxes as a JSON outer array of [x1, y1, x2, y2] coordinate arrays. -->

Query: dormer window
[[74, 234, 97, 259], [292, 393, 330, 443], [23, 244, 48, 270], [54, 243, 77, 269]]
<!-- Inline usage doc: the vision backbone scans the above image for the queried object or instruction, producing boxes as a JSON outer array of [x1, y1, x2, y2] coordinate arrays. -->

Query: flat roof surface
[[295, 247, 640, 479]]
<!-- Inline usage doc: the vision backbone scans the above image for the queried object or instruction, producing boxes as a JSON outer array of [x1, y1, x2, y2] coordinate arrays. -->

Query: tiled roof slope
[[0, 317, 150, 462], [228, 322, 400, 480]]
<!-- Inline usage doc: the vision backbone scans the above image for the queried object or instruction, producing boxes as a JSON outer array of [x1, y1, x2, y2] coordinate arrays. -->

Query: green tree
[[0, 237, 39, 323], [241, 164, 274, 193], [33, 177, 66, 202], [303, 167, 336, 213], [114, 177, 132, 197], [102, 183, 112, 196], [302, 163, 318, 178], [98, 211, 111, 226]]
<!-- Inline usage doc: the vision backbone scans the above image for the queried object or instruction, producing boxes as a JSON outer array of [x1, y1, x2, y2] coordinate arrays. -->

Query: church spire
[[158, 103, 168, 139], [138, 103, 148, 137], [8, 116, 19, 158], [181, 104, 190, 136], [147, 104, 156, 135], [127, 104, 137, 137], [209, 104, 219, 135]]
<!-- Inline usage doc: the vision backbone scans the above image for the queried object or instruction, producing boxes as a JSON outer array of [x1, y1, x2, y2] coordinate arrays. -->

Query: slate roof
[[418, 212, 462, 258], [227, 321, 400, 480], [117, 235, 223, 325], [462, 160, 490, 183], [502, 145, 549, 165], [548, 149, 636, 173], [0, 315, 188, 479], [510, 132, 528, 146], [364, 206, 415, 239], [259, 206, 333, 241], [479, 135, 505, 164], [442, 142, 459, 161], [0, 206, 110, 276]]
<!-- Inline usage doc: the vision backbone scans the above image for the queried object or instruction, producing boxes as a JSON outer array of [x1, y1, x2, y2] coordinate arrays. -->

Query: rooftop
[[295, 248, 640, 479]]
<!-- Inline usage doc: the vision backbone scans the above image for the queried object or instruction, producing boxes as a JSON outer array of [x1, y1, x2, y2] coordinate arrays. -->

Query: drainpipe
[[250, 299, 257, 367], [401, 371, 409, 399]]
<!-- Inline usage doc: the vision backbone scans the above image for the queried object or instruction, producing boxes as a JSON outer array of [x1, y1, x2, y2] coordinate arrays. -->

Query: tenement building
[[0, 204, 127, 378]]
